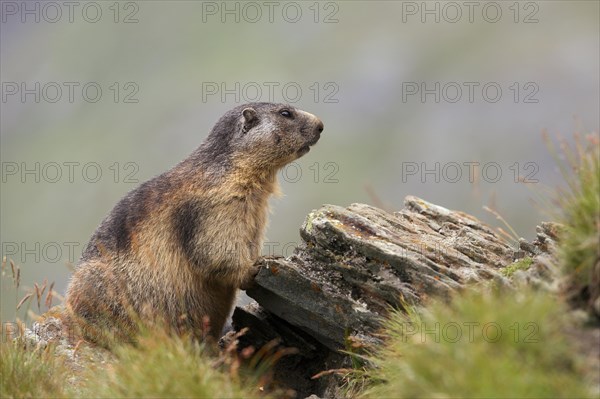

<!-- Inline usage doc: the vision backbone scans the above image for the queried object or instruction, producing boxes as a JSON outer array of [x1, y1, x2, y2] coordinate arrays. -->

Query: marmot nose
[[316, 120, 324, 133]]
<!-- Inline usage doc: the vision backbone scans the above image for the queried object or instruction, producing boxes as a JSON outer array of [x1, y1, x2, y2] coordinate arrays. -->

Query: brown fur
[[65, 103, 323, 345]]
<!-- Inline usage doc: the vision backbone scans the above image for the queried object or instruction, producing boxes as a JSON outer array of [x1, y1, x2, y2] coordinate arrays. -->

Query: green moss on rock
[[501, 257, 533, 277]]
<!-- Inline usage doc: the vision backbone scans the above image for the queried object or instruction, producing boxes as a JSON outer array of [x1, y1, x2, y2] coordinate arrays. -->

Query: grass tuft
[[0, 340, 72, 399], [80, 329, 269, 399], [545, 132, 600, 318], [359, 289, 593, 399]]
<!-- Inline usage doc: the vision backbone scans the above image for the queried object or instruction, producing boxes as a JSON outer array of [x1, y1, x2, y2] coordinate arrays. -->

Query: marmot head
[[200, 103, 324, 172]]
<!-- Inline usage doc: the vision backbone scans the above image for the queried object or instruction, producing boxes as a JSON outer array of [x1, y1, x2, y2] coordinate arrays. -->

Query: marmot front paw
[[240, 264, 262, 291]]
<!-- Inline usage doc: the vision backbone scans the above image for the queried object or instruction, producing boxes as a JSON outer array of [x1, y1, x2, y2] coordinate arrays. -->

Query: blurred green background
[[1, 1, 598, 318]]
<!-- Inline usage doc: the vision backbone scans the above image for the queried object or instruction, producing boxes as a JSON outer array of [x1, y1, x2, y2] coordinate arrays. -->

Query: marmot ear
[[242, 108, 257, 124]]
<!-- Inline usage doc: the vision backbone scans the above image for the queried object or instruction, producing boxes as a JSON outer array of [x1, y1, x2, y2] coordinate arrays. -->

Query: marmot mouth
[[298, 135, 320, 156], [297, 145, 311, 156]]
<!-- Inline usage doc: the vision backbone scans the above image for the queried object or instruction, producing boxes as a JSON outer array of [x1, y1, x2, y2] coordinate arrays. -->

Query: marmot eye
[[280, 110, 293, 118]]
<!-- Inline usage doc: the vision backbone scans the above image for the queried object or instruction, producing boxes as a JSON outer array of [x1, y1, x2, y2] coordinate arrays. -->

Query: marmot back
[[65, 103, 324, 345]]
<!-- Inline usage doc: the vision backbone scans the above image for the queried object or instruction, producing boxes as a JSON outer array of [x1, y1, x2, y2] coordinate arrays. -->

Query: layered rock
[[241, 196, 525, 351], [231, 196, 560, 397]]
